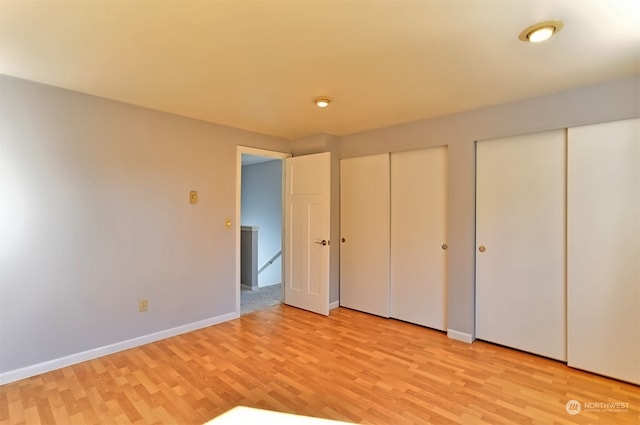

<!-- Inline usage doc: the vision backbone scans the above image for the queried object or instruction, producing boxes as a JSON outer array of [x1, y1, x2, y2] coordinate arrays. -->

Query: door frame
[[236, 146, 291, 315]]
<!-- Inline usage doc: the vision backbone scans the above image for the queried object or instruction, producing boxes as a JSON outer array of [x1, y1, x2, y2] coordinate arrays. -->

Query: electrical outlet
[[139, 299, 148, 312]]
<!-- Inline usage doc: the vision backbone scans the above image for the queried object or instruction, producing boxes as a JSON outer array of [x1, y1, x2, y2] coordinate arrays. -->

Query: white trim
[[447, 329, 474, 344], [0, 311, 238, 385], [329, 301, 340, 310]]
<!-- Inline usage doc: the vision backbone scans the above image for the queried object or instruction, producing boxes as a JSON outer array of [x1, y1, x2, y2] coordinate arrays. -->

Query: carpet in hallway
[[241, 284, 282, 315]]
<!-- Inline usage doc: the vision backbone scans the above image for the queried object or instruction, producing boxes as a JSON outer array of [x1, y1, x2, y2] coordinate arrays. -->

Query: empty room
[[0, 1, 638, 424]]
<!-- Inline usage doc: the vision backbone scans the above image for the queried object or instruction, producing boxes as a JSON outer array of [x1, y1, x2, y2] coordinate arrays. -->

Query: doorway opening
[[236, 147, 290, 315]]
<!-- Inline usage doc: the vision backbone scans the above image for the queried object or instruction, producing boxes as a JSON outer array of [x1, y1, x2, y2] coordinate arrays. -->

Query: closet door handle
[[479, 245, 486, 252], [315, 240, 329, 246]]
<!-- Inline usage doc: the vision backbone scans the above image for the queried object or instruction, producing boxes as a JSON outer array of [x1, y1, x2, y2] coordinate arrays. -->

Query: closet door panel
[[340, 154, 390, 317], [476, 130, 566, 361], [390, 147, 448, 330], [568, 118, 639, 384]]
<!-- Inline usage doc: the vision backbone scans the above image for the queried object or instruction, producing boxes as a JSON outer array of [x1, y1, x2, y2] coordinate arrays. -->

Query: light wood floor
[[1, 306, 638, 424]]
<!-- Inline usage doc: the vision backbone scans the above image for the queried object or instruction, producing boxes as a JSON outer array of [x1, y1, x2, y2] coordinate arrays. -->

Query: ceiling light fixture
[[519, 20, 563, 43], [314, 97, 331, 108]]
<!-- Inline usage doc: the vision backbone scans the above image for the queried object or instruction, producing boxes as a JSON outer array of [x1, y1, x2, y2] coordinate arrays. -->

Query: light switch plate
[[139, 299, 148, 312]]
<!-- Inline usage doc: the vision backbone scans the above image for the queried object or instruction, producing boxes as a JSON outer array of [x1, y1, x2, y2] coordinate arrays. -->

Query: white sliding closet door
[[567, 118, 639, 384], [390, 147, 448, 330], [476, 130, 566, 361], [340, 154, 390, 317]]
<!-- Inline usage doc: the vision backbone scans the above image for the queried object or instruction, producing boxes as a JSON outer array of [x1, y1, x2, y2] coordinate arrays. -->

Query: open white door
[[284, 152, 331, 315]]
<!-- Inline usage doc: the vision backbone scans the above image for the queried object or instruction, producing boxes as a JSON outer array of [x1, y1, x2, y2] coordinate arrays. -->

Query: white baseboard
[[447, 329, 474, 344], [329, 301, 340, 310], [0, 311, 239, 385]]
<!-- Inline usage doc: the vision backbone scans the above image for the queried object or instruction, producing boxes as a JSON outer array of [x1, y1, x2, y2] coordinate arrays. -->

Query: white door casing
[[284, 153, 331, 316], [390, 146, 448, 330], [567, 118, 640, 384], [476, 130, 566, 361], [340, 154, 390, 317]]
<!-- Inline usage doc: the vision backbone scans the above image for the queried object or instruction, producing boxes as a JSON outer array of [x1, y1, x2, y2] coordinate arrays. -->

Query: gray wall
[[338, 75, 640, 338], [0, 75, 289, 373], [241, 160, 283, 287]]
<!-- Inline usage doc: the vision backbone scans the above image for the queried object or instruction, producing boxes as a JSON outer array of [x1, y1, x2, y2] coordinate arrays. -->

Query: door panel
[[340, 154, 390, 317], [289, 203, 308, 293], [284, 153, 330, 315], [476, 130, 566, 361], [308, 201, 324, 296], [390, 147, 448, 330], [568, 118, 639, 384]]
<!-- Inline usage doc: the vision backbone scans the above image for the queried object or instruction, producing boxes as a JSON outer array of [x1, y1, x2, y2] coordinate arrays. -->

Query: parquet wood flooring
[[1, 305, 638, 424]]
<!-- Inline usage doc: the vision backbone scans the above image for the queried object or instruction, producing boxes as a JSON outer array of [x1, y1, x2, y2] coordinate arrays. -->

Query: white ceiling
[[1, 1, 638, 140]]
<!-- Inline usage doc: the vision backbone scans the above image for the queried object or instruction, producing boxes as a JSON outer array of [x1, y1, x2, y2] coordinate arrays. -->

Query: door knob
[[315, 240, 329, 246], [441, 244, 448, 250], [478, 245, 486, 252], [341, 238, 346, 243]]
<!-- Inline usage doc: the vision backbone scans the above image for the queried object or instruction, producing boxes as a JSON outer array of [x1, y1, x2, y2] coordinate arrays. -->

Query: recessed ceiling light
[[519, 20, 563, 43], [314, 97, 331, 108]]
